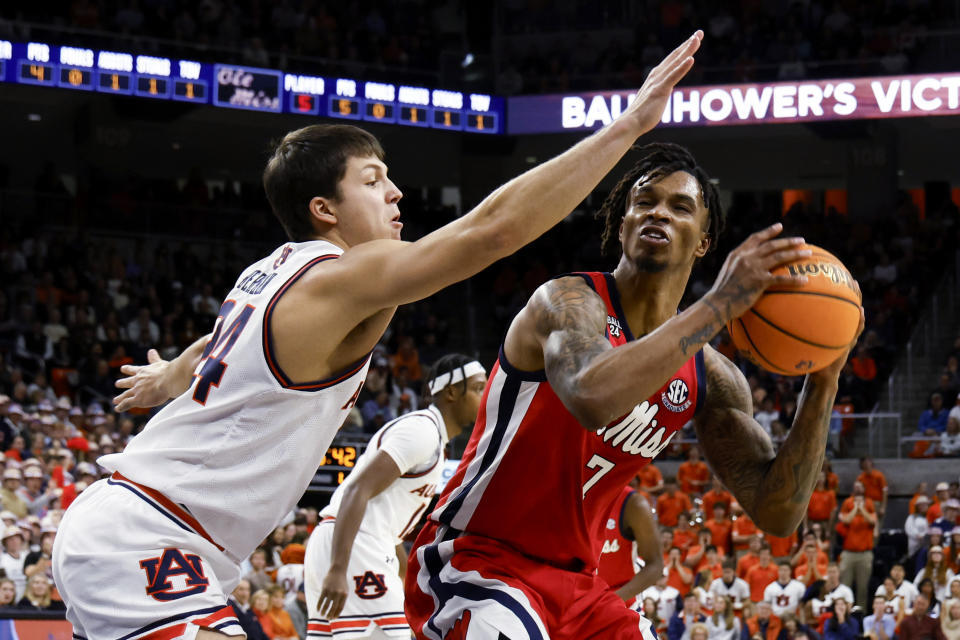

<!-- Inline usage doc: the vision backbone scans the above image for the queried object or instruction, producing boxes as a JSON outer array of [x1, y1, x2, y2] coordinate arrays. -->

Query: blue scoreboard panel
[[0, 39, 504, 134]]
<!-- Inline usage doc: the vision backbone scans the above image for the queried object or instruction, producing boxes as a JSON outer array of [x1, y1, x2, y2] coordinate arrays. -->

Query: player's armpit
[[693, 347, 832, 536], [532, 278, 613, 429]]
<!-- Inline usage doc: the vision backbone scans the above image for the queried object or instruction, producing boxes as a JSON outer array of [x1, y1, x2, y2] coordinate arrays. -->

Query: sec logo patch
[[661, 379, 691, 413]]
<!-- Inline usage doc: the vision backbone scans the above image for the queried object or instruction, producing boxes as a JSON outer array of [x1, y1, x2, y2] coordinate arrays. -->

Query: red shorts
[[404, 521, 658, 640]]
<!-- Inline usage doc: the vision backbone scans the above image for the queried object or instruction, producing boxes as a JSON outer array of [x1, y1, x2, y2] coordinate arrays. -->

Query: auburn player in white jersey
[[406, 97, 865, 640], [51, 49, 708, 640], [303, 355, 486, 639]]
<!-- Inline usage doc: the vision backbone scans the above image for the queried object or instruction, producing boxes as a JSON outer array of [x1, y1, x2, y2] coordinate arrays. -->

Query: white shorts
[[304, 519, 409, 639], [52, 475, 244, 640]]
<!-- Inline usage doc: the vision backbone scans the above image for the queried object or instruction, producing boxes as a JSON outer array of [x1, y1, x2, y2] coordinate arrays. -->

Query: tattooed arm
[[503, 224, 812, 430], [693, 341, 860, 537], [504, 276, 744, 429]]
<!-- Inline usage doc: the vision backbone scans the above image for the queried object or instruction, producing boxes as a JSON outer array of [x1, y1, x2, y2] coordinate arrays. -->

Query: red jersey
[[431, 272, 705, 571], [597, 486, 637, 597]]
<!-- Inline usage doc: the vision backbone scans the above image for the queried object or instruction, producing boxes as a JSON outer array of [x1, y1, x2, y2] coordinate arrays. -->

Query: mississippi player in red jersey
[[405, 62, 864, 640], [597, 484, 664, 609]]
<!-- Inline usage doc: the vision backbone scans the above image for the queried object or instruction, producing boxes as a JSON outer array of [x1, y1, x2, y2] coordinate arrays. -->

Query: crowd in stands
[[912, 335, 960, 458], [634, 454, 960, 640], [5, 1, 960, 95]]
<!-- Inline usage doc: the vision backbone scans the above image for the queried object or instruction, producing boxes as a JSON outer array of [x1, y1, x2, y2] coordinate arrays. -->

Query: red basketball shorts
[[404, 521, 659, 640]]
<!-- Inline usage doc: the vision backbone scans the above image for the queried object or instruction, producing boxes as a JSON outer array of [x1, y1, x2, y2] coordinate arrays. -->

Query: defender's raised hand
[[623, 30, 703, 135], [705, 223, 812, 323]]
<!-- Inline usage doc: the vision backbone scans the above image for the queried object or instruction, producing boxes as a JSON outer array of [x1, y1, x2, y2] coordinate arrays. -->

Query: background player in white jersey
[[52, 56, 702, 639], [763, 562, 806, 618], [304, 354, 486, 639]]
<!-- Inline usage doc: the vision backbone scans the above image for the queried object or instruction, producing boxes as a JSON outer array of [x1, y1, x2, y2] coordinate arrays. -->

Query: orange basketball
[[726, 244, 861, 375]]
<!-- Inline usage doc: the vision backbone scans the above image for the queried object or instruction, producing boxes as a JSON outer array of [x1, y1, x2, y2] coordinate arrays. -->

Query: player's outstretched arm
[[317, 451, 401, 621], [692, 309, 862, 537], [333, 32, 704, 316], [509, 224, 811, 429], [616, 493, 664, 601], [113, 334, 211, 412]]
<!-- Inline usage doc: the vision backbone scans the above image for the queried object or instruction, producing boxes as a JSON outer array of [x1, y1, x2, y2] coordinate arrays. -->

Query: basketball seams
[[758, 290, 861, 308], [746, 308, 849, 350], [734, 318, 793, 376]]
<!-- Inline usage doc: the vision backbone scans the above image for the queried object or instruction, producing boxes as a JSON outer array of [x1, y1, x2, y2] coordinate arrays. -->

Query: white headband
[[428, 361, 486, 396]]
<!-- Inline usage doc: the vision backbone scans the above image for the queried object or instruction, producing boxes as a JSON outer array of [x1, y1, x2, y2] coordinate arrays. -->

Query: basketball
[[726, 244, 861, 375]]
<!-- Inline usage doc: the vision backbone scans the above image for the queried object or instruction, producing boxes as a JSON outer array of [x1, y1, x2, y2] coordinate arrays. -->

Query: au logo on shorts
[[139, 548, 210, 601], [353, 571, 388, 599]]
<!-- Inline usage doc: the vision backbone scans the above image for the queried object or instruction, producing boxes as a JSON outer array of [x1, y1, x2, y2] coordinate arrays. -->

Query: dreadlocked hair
[[595, 142, 725, 257], [424, 353, 475, 399]]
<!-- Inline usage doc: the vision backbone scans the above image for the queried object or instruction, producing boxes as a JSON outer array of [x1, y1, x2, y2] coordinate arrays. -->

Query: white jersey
[[641, 584, 680, 626], [763, 579, 805, 616], [811, 583, 855, 616], [321, 405, 447, 546], [99, 240, 370, 562], [709, 577, 751, 609], [875, 580, 918, 613]]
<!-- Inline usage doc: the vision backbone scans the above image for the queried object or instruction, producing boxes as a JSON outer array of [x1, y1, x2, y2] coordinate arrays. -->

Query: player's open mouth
[[639, 226, 670, 244]]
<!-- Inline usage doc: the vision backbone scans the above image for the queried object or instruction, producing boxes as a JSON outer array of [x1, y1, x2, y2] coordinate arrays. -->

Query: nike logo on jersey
[[595, 401, 677, 457]]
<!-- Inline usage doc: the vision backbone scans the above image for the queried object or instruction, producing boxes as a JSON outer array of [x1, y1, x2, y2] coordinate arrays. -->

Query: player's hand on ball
[[623, 30, 702, 135], [705, 223, 811, 322], [809, 304, 865, 381], [113, 348, 173, 412], [318, 569, 349, 620]]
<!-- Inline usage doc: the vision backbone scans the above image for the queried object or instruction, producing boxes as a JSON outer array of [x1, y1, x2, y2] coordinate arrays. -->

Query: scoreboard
[[309, 443, 366, 493], [0, 39, 504, 134]]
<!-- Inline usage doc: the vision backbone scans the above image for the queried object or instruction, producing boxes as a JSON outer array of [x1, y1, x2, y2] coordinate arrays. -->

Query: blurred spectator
[[823, 598, 859, 640], [915, 545, 955, 602], [754, 398, 780, 436], [943, 598, 960, 640], [710, 560, 750, 614], [706, 595, 741, 640], [810, 564, 855, 619], [934, 501, 960, 534], [741, 600, 780, 640], [658, 478, 693, 528], [251, 589, 273, 638], [732, 506, 760, 558], [899, 593, 941, 640], [678, 447, 710, 495], [16, 573, 62, 611], [856, 457, 888, 518], [705, 503, 733, 557], [738, 536, 764, 580], [702, 476, 733, 520], [850, 345, 877, 383], [666, 546, 694, 594], [907, 497, 932, 557], [244, 548, 273, 593], [669, 592, 706, 640], [637, 463, 664, 495], [862, 595, 896, 640], [0, 469, 26, 518], [390, 336, 422, 384], [806, 473, 837, 530], [763, 562, 805, 617], [1, 526, 26, 600], [285, 586, 307, 640], [941, 413, 960, 456], [266, 585, 299, 640], [644, 573, 682, 632], [227, 579, 267, 640], [360, 391, 396, 432], [746, 545, 778, 603], [918, 393, 950, 434], [837, 481, 877, 609], [792, 533, 827, 587], [0, 578, 15, 609], [928, 483, 954, 525], [275, 544, 305, 605]]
